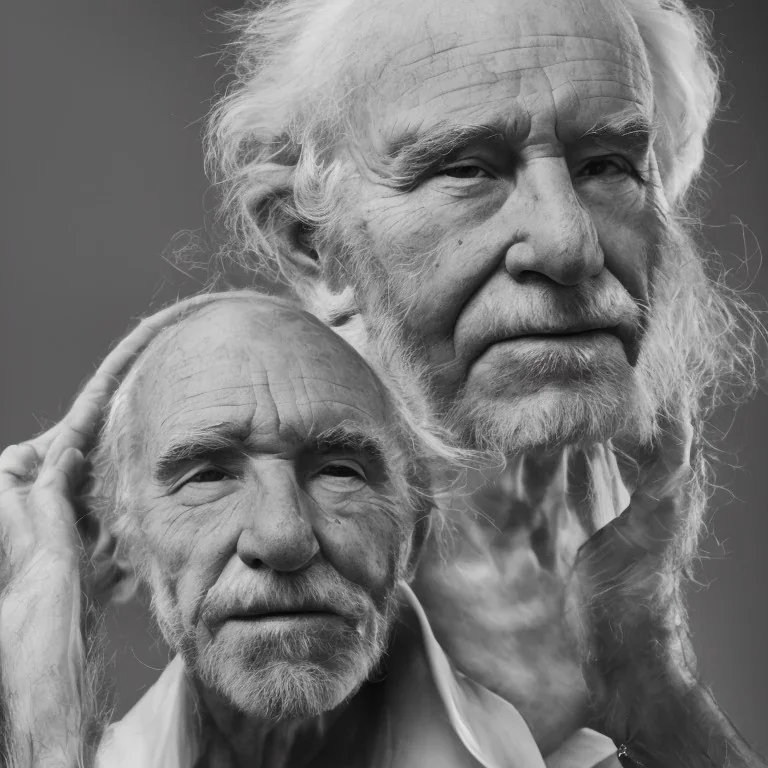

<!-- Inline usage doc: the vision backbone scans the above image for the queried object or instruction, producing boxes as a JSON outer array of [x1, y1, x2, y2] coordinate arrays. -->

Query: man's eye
[[318, 461, 366, 481], [578, 156, 637, 179], [187, 468, 229, 484], [438, 164, 492, 180]]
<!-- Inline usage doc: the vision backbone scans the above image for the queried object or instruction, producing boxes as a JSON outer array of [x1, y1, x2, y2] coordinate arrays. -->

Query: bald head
[[128, 295, 388, 411]]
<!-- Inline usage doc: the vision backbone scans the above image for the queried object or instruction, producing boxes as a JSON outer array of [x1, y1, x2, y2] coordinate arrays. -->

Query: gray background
[[1, 0, 766, 751]]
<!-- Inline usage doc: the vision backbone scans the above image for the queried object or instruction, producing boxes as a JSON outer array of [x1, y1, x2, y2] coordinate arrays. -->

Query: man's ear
[[244, 162, 321, 279], [287, 220, 321, 276], [83, 517, 138, 605]]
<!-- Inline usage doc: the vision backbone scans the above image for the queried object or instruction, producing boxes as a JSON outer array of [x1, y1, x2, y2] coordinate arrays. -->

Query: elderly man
[[204, 0, 764, 764], [0, 292, 626, 767]]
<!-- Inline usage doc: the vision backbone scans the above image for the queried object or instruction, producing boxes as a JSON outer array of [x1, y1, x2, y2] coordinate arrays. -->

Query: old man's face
[[333, 0, 663, 451], [124, 302, 413, 721]]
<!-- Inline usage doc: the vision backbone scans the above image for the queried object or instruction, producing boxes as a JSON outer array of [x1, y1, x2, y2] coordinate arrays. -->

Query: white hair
[[206, 0, 720, 286]]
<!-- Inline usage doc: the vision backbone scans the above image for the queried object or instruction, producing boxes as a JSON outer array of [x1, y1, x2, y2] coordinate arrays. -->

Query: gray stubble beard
[[147, 566, 401, 725]]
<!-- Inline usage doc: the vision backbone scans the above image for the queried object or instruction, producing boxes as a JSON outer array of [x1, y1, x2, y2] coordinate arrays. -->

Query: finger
[[29, 444, 86, 538], [42, 434, 87, 491], [0, 446, 77, 558], [633, 412, 693, 500], [607, 495, 680, 554], [0, 444, 42, 491], [0, 443, 40, 477]]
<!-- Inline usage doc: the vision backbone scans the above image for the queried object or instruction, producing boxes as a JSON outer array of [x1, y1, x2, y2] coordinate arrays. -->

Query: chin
[[191, 614, 392, 722], [208, 656, 361, 722], [449, 354, 657, 454]]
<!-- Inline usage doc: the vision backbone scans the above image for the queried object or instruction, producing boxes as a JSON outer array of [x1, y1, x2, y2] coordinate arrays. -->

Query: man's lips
[[209, 599, 355, 626], [228, 609, 343, 621], [467, 323, 640, 367]]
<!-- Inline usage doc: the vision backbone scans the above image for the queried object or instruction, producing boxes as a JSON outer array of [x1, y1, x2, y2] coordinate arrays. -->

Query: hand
[[565, 416, 699, 762], [413, 452, 593, 755], [576, 415, 693, 571]]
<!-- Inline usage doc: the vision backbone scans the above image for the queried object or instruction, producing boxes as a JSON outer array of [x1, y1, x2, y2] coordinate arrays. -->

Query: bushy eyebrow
[[314, 423, 392, 475], [580, 112, 656, 154], [370, 121, 507, 189], [153, 424, 250, 483], [152, 421, 393, 483], [369, 110, 655, 189]]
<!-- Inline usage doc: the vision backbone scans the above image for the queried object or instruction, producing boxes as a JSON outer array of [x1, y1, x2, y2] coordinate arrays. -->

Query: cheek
[[314, 503, 405, 599], [141, 502, 238, 627], [593, 204, 661, 303], [361, 188, 508, 350]]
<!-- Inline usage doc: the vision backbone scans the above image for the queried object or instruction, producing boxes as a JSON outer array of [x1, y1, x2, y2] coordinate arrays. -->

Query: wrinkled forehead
[[136, 302, 391, 448], [344, 0, 650, 135]]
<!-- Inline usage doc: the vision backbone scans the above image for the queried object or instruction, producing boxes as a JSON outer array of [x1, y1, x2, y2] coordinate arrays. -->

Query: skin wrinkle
[[403, 61, 645, 101], [380, 35, 649, 103], [391, 32, 650, 59]]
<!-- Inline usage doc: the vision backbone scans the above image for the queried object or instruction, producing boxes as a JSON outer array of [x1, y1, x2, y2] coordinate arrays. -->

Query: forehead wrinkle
[[411, 59, 648, 112], [400, 51, 648, 96], [154, 383, 269, 429], [385, 31, 649, 79], [380, 45, 651, 156], [278, 374, 384, 398], [387, 33, 583, 71], [300, 399, 386, 424]]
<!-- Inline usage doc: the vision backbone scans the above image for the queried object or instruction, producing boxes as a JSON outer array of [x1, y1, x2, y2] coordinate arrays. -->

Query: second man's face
[[334, 0, 665, 451]]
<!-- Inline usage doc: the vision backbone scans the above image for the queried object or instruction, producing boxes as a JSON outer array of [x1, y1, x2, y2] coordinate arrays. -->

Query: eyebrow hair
[[371, 109, 656, 189], [152, 421, 395, 484], [314, 422, 393, 474], [371, 121, 507, 189], [581, 111, 656, 152], [153, 424, 249, 483]]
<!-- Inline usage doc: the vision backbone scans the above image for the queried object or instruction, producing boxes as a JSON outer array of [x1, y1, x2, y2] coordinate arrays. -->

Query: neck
[[194, 682, 347, 768]]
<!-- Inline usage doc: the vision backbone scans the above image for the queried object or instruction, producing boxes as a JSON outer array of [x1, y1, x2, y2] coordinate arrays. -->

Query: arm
[[0, 442, 98, 768]]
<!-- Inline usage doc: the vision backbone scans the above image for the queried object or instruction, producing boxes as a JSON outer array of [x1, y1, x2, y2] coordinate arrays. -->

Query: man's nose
[[236, 466, 320, 572], [504, 160, 603, 285]]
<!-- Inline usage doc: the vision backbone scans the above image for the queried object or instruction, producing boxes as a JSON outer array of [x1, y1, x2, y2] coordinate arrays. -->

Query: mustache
[[199, 564, 380, 630], [462, 281, 648, 366]]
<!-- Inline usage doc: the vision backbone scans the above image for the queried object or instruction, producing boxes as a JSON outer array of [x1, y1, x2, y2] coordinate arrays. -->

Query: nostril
[[238, 551, 265, 570], [513, 270, 559, 285]]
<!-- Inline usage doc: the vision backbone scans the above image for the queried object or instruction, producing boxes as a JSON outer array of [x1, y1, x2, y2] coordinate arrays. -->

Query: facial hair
[[316, 212, 709, 458], [149, 563, 400, 723]]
